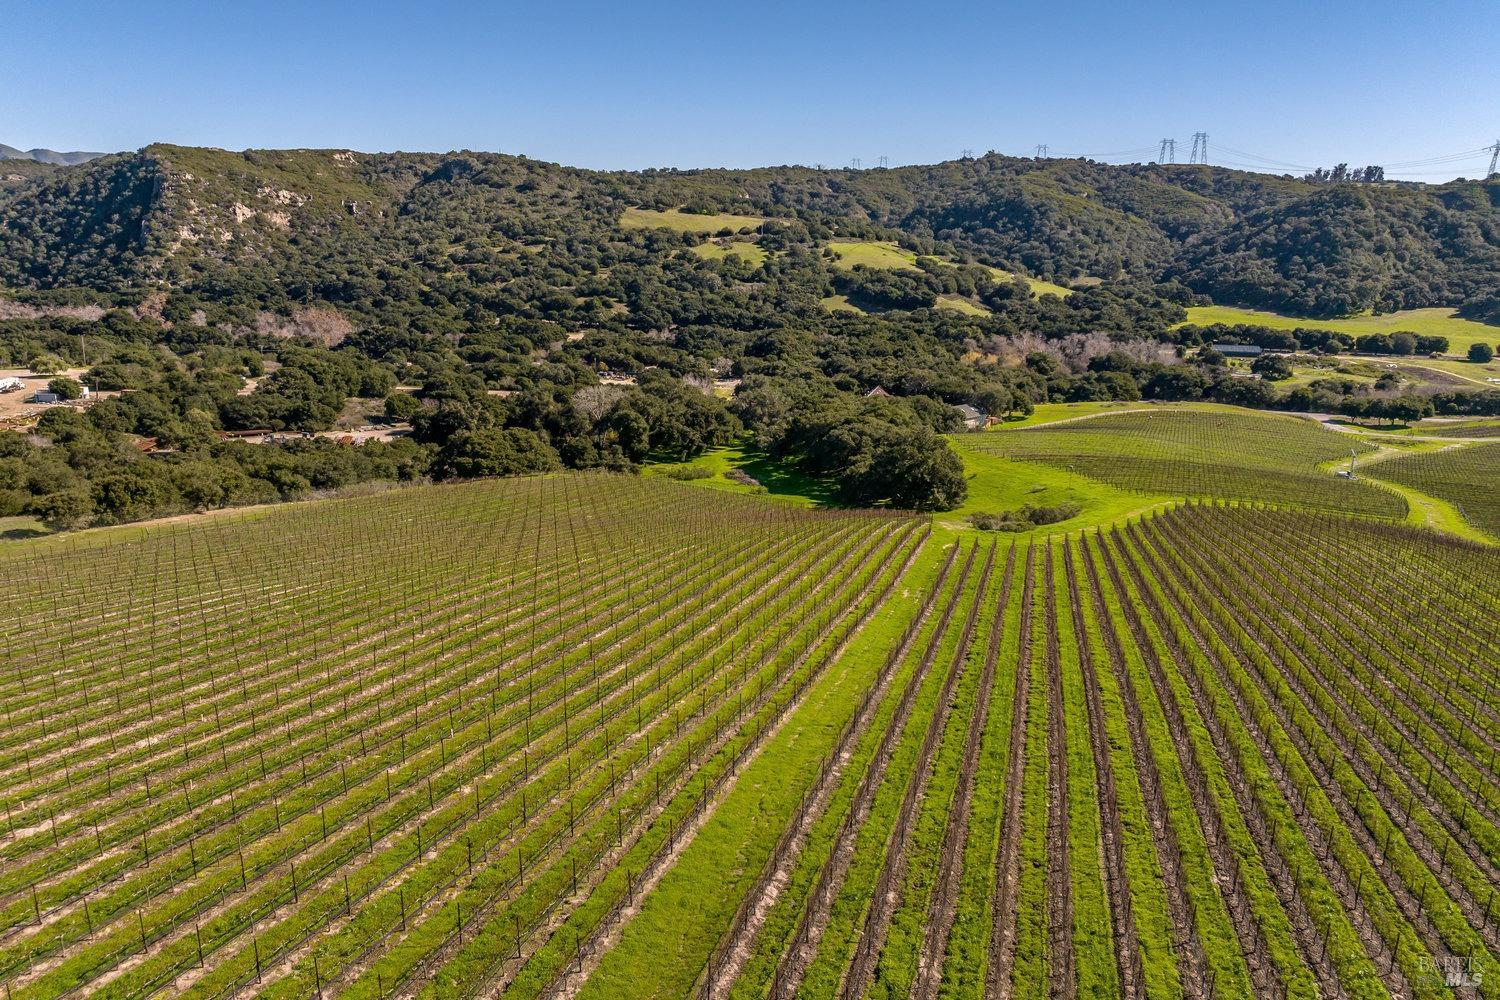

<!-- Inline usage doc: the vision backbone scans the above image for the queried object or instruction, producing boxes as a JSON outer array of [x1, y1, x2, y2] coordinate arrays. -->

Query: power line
[[995, 137, 1493, 178], [1029, 145, 1158, 161], [1207, 142, 1318, 172], [1382, 147, 1490, 168], [1074, 146, 1160, 158], [1387, 166, 1494, 179], [1213, 157, 1302, 172]]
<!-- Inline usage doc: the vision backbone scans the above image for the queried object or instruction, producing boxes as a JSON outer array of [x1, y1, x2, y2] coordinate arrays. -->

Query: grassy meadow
[[689, 241, 768, 266], [826, 240, 923, 271], [1182, 304, 1500, 356], [619, 207, 766, 233], [935, 294, 990, 316], [819, 294, 866, 314], [825, 240, 1075, 298]]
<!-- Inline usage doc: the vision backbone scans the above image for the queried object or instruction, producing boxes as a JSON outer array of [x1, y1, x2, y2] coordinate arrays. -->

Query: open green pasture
[[824, 240, 1074, 297], [961, 407, 1406, 519], [688, 241, 768, 266], [1182, 304, 1500, 357], [619, 207, 765, 233]]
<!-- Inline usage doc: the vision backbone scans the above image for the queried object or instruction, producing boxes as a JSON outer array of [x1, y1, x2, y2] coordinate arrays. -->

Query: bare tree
[[572, 384, 625, 422]]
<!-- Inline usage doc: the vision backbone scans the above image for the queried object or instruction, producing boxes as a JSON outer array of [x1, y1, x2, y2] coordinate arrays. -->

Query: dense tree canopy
[[0, 145, 1495, 527]]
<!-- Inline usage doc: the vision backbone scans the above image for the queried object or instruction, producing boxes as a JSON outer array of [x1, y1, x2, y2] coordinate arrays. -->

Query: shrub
[[663, 464, 712, 480], [433, 428, 561, 480], [969, 511, 1032, 532], [383, 392, 423, 422], [47, 377, 83, 400], [969, 501, 1081, 532], [1024, 501, 1081, 525], [28, 489, 93, 529], [1251, 354, 1294, 381], [1469, 342, 1495, 363]]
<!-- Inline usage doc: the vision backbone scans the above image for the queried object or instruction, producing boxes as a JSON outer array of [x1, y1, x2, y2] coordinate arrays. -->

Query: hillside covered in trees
[[0, 145, 1496, 527], [1, 145, 1496, 317]]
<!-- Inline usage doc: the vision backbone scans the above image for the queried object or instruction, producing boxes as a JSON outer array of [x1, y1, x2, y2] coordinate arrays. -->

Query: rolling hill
[[0, 144, 108, 166], [0, 145, 1495, 320]]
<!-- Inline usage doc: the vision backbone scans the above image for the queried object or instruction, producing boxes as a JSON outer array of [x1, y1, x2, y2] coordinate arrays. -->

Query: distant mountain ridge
[[0, 143, 1495, 321], [0, 144, 108, 166]]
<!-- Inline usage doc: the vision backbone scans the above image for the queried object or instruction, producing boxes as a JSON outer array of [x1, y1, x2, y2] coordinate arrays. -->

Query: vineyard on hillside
[[1368, 443, 1500, 538], [1421, 421, 1500, 439], [965, 410, 1408, 518], [1, 471, 1497, 999], [0, 476, 921, 999], [604, 506, 1496, 1000]]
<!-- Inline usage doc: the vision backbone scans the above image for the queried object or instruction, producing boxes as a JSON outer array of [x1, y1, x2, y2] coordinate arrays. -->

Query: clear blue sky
[[3, 0, 1496, 179]]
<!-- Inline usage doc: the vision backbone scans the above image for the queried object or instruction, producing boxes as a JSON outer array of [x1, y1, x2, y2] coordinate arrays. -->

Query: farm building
[[865, 386, 891, 398], [29, 390, 62, 404], [1212, 342, 1264, 358], [953, 403, 987, 430]]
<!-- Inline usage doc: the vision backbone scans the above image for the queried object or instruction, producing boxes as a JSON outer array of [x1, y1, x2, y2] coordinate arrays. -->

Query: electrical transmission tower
[[851, 157, 861, 169], [1035, 143, 1049, 159], [1189, 132, 1209, 164], [1489, 140, 1500, 178], [1158, 138, 1176, 163], [960, 148, 974, 159], [878, 155, 889, 168]]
